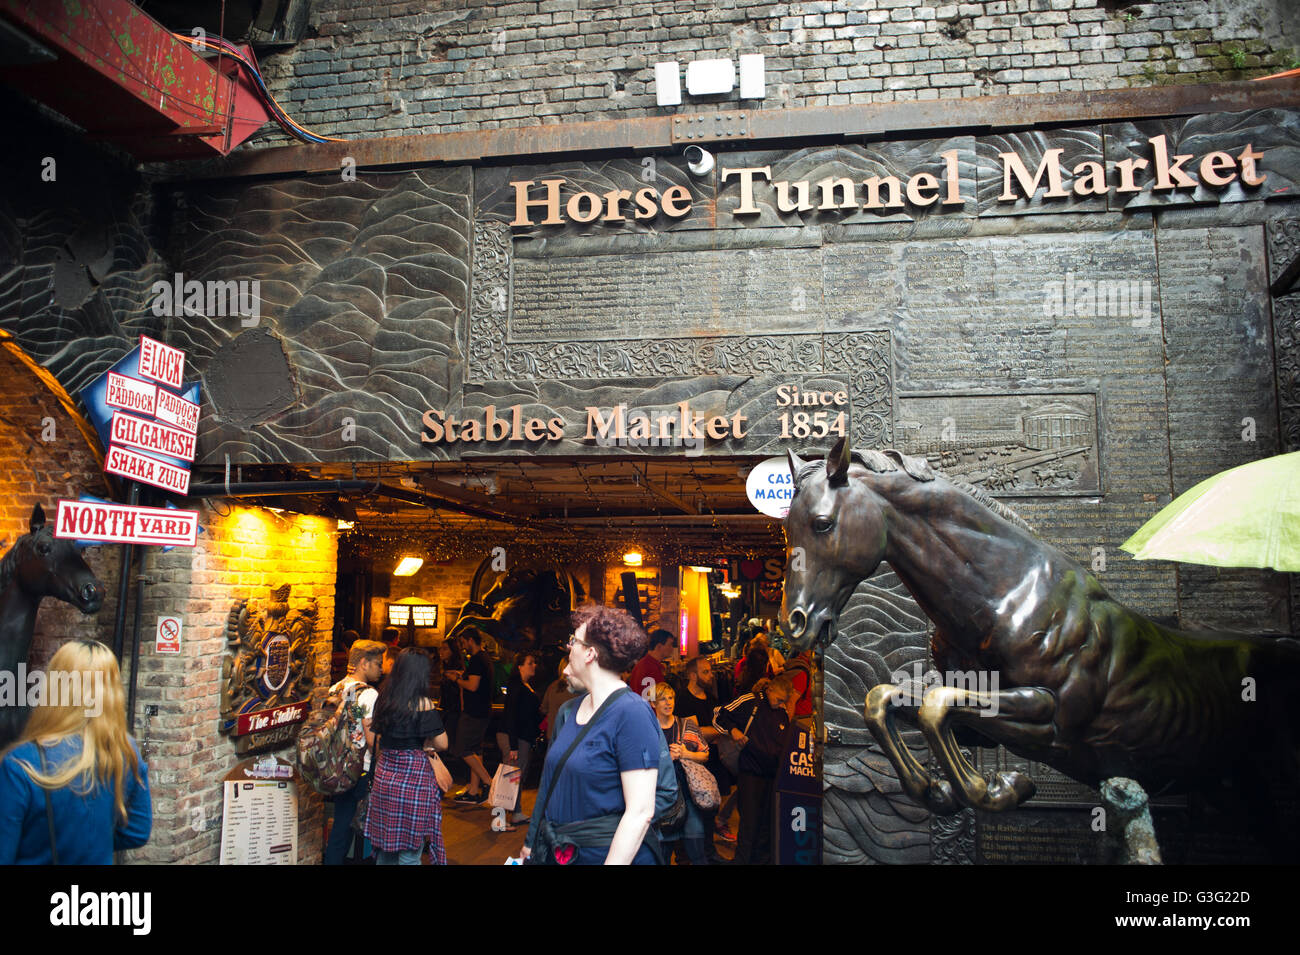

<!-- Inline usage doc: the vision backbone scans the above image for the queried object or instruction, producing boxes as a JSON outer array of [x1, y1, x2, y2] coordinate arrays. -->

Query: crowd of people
[[0, 608, 812, 867], [325, 608, 816, 866]]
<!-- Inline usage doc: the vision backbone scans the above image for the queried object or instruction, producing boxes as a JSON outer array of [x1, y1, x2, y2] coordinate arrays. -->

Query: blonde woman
[[0, 639, 151, 864]]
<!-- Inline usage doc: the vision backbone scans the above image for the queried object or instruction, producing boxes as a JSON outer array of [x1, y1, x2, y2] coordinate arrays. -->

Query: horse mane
[[796, 447, 1036, 534], [0, 531, 32, 594]]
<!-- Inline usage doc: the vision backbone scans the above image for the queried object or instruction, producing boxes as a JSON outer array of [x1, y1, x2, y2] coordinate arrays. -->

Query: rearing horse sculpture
[[0, 504, 105, 747], [782, 439, 1300, 816]]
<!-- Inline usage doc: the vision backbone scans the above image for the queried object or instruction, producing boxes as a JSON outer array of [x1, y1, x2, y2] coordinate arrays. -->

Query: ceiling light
[[394, 556, 424, 576], [623, 551, 643, 567], [337, 519, 354, 531], [689, 565, 714, 574]]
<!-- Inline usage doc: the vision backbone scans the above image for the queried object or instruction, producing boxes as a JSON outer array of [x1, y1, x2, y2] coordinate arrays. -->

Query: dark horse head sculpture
[[782, 439, 1300, 834], [0, 504, 105, 746], [446, 566, 583, 653]]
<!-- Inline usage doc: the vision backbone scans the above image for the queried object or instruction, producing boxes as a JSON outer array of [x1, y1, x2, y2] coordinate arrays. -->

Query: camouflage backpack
[[296, 681, 368, 795]]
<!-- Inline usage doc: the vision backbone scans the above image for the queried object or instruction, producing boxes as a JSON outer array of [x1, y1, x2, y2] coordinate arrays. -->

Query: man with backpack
[[322, 638, 386, 865]]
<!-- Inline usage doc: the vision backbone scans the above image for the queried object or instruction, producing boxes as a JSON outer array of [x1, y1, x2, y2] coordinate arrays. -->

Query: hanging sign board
[[109, 411, 196, 462], [746, 456, 796, 519], [153, 388, 201, 434], [138, 334, 186, 390], [54, 499, 200, 548], [104, 444, 191, 496], [104, 372, 158, 417]]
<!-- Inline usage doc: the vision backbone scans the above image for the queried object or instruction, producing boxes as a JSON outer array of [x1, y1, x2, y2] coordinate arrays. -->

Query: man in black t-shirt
[[447, 629, 496, 803]]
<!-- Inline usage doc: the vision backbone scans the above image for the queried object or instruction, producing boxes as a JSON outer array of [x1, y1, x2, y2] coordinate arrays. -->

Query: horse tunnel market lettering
[[510, 137, 1268, 226]]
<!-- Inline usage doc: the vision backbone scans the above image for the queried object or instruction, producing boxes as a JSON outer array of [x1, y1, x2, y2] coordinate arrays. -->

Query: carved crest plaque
[[220, 584, 317, 755]]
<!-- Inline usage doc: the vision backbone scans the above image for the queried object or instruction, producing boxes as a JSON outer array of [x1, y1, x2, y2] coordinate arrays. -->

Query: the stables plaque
[[220, 584, 317, 755]]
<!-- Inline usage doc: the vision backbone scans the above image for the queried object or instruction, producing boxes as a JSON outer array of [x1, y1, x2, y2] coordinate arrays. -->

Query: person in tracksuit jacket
[[713, 675, 795, 865]]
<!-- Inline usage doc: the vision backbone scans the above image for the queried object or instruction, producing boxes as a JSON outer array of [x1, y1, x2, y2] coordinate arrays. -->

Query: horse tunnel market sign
[[508, 136, 1269, 226]]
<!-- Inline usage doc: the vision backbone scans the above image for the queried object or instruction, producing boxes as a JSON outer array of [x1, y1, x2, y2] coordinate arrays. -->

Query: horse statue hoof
[[925, 779, 961, 815], [1000, 771, 1036, 807]]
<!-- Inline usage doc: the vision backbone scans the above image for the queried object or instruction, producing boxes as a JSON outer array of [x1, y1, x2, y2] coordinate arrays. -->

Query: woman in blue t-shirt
[[0, 639, 151, 864], [523, 605, 661, 865]]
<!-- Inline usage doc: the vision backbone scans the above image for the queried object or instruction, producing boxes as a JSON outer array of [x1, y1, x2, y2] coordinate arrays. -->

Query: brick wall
[[0, 345, 113, 667], [125, 505, 337, 865], [250, 0, 1299, 146]]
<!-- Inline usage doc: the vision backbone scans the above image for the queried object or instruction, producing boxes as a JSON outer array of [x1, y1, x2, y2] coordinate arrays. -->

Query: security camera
[[684, 145, 715, 176]]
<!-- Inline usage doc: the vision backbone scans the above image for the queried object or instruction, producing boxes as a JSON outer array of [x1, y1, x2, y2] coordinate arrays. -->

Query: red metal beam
[[0, 0, 253, 159]]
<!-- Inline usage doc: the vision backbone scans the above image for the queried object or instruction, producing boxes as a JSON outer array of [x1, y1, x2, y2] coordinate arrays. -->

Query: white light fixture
[[623, 551, 643, 567], [685, 58, 735, 96], [393, 556, 424, 576], [739, 54, 766, 99], [689, 565, 714, 574], [654, 61, 681, 106], [337, 519, 354, 531], [684, 145, 714, 176]]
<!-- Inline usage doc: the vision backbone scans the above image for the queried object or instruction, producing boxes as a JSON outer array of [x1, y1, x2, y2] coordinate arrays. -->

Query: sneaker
[[453, 789, 483, 803], [714, 823, 736, 842]]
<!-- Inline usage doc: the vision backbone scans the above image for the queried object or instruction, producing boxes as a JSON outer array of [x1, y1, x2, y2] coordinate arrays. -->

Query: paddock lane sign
[[54, 499, 199, 548], [154, 387, 200, 434]]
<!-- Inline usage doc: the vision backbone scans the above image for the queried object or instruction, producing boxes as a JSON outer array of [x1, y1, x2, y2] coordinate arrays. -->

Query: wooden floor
[[326, 778, 739, 866]]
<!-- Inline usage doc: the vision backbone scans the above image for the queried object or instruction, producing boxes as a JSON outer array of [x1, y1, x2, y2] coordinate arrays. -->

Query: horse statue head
[[782, 438, 905, 650], [3, 504, 104, 620], [0, 504, 105, 746]]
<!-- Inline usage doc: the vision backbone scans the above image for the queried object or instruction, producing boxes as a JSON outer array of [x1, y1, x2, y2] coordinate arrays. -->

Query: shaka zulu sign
[[59, 334, 202, 548]]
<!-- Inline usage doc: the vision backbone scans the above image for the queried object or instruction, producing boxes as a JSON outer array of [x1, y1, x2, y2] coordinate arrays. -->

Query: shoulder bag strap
[[534, 687, 631, 824], [38, 745, 58, 866]]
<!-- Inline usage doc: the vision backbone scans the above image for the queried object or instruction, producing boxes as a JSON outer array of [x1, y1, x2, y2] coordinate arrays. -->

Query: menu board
[[220, 764, 298, 865]]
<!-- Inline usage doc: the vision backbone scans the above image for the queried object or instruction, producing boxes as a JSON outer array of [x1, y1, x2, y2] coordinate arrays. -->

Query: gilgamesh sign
[[509, 136, 1267, 226], [110, 410, 197, 462], [54, 499, 199, 548]]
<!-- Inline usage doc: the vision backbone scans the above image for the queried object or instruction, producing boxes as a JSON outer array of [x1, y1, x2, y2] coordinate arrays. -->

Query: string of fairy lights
[[323, 458, 784, 572]]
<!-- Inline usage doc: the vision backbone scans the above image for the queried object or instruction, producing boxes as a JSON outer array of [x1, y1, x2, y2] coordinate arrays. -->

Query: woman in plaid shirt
[[365, 650, 450, 865]]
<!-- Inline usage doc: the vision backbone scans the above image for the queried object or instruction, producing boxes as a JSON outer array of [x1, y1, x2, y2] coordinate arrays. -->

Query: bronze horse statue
[[447, 565, 584, 652], [0, 504, 105, 747], [782, 439, 1300, 818]]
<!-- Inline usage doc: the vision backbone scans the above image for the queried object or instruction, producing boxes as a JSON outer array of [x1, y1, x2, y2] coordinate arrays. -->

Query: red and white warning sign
[[138, 335, 185, 390], [55, 499, 199, 548], [105, 372, 158, 417], [110, 410, 196, 462], [154, 387, 200, 434], [157, 615, 182, 654], [104, 444, 191, 496]]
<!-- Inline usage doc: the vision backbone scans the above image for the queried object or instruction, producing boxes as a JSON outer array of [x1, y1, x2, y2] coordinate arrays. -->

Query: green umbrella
[[1120, 451, 1300, 572]]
